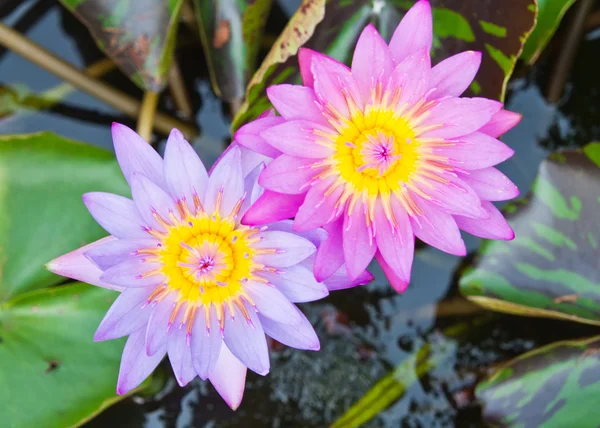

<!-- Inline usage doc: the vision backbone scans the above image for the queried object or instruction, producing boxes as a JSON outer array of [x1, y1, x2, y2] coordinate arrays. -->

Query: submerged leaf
[[59, 0, 185, 91], [477, 335, 600, 427], [460, 143, 600, 325]]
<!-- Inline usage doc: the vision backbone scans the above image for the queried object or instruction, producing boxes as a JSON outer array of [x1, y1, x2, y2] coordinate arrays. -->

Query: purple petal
[[100, 256, 165, 288], [459, 168, 519, 201], [83, 192, 147, 239], [234, 116, 284, 159], [167, 311, 197, 387], [261, 259, 329, 302], [45, 237, 124, 291], [130, 173, 178, 232], [85, 238, 158, 270], [434, 131, 515, 170], [112, 122, 165, 188], [208, 345, 247, 411], [352, 24, 394, 101], [191, 305, 223, 380], [267, 84, 327, 125], [163, 128, 209, 213], [242, 191, 306, 226], [389, 0, 432, 64], [259, 155, 321, 194], [414, 174, 487, 219], [343, 207, 376, 280], [224, 303, 270, 376], [116, 328, 165, 395], [387, 48, 431, 109], [429, 51, 482, 99], [262, 219, 327, 247], [259, 309, 320, 351], [260, 120, 333, 159], [323, 264, 374, 291], [376, 251, 408, 293], [298, 48, 316, 88], [240, 146, 270, 177], [293, 177, 343, 232], [244, 282, 303, 325], [455, 201, 515, 240], [239, 162, 265, 217], [313, 217, 345, 282], [253, 231, 316, 267], [204, 146, 244, 217], [410, 195, 466, 256], [94, 287, 153, 341], [479, 109, 522, 138], [145, 291, 178, 356]]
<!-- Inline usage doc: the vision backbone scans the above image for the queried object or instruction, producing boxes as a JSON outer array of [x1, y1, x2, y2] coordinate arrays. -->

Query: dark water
[[1, 1, 600, 427]]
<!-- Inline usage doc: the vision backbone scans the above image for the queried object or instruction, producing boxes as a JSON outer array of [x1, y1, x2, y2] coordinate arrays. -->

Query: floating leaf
[[232, 0, 537, 130], [59, 0, 185, 91], [521, 0, 576, 64], [460, 143, 600, 326], [0, 283, 142, 428], [195, 0, 274, 102], [477, 335, 600, 427], [0, 133, 128, 300]]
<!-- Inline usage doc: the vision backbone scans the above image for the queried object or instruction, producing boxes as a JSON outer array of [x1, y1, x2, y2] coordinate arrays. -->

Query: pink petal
[[167, 311, 197, 387], [191, 306, 223, 380], [323, 264, 374, 291], [262, 259, 329, 302], [455, 201, 515, 240], [298, 48, 316, 88], [260, 120, 334, 159], [313, 217, 345, 282], [244, 281, 303, 325], [259, 309, 320, 351], [234, 116, 284, 159], [94, 287, 153, 341], [414, 174, 487, 219], [352, 24, 394, 101], [254, 231, 316, 267], [145, 291, 178, 356], [241, 191, 305, 226], [259, 155, 321, 194], [112, 122, 165, 189], [85, 238, 158, 270], [429, 51, 482, 99], [45, 236, 124, 291], [267, 84, 327, 125], [409, 195, 466, 256], [376, 251, 409, 293], [387, 48, 431, 111], [208, 345, 247, 411], [435, 131, 515, 170], [224, 303, 270, 375], [163, 128, 209, 213], [342, 207, 376, 280], [83, 192, 147, 239], [130, 173, 178, 232], [416, 98, 503, 139], [116, 328, 166, 395], [459, 168, 519, 201], [389, 0, 432, 64], [293, 177, 343, 232], [479, 109, 522, 138], [204, 146, 244, 217], [374, 198, 414, 282]]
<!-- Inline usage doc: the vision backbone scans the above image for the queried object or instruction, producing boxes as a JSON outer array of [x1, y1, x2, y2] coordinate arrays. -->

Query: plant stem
[[0, 22, 198, 138], [168, 62, 193, 119], [137, 91, 159, 142]]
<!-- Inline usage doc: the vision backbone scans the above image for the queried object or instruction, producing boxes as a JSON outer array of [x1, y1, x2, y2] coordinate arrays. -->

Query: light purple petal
[[376, 251, 408, 293], [293, 177, 343, 232], [204, 146, 244, 217], [259, 155, 321, 194], [85, 238, 159, 270], [387, 48, 431, 109], [224, 303, 270, 376], [242, 191, 306, 226], [389, 0, 432, 64], [191, 305, 223, 380], [455, 201, 515, 240], [163, 128, 209, 213], [352, 24, 394, 101], [116, 328, 166, 395], [459, 168, 519, 201], [262, 219, 327, 247], [261, 259, 329, 302], [434, 131, 515, 170], [323, 264, 374, 291], [259, 309, 320, 351], [94, 286, 154, 341], [234, 116, 284, 159], [267, 84, 327, 125], [429, 51, 482, 99], [244, 282, 303, 325], [131, 173, 178, 232], [298, 48, 316, 88], [239, 162, 265, 217], [83, 192, 148, 239], [260, 120, 334, 159], [416, 98, 503, 139], [112, 122, 165, 188], [45, 236, 124, 291], [240, 146, 271, 177], [313, 217, 345, 282], [145, 291, 178, 356], [167, 311, 197, 387], [208, 345, 247, 411], [343, 207, 376, 280], [100, 256, 165, 288], [479, 109, 522, 138], [409, 195, 466, 256], [253, 231, 316, 267]]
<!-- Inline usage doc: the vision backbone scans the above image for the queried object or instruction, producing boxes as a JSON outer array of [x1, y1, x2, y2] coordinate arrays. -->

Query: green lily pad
[[521, 0, 577, 64], [460, 143, 600, 326], [195, 0, 274, 103], [0, 282, 139, 428], [232, 0, 537, 131], [477, 335, 600, 427], [59, 0, 185, 91], [0, 132, 128, 300]]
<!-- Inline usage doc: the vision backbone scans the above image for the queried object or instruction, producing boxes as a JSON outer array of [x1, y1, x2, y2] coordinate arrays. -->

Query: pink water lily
[[237, 0, 520, 293], [46, 124, 371, 410]]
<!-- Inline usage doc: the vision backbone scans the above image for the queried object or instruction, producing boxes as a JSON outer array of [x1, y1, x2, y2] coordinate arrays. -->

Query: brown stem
[[137, 91, 159, 142], [0, 23, 198, 138], [168, 62, 193, 119]]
